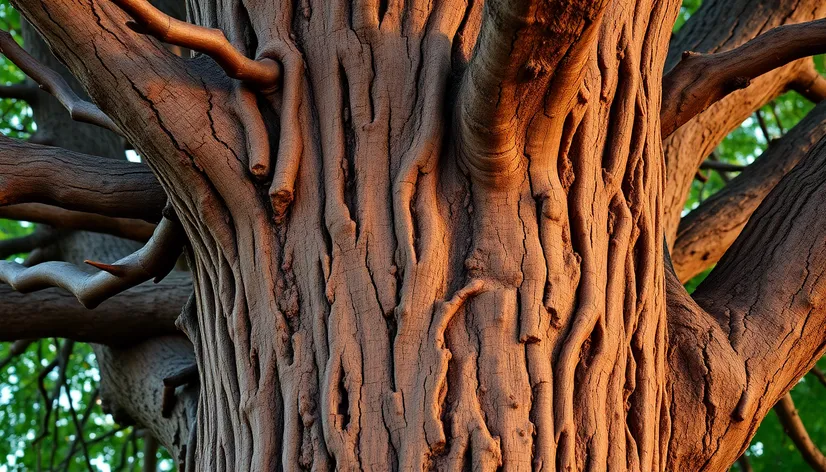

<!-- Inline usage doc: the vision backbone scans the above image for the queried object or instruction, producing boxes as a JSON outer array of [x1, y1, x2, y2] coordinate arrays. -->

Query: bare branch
[[110, 0, 281, 89], [662, 19, 826, 137], [0, 136, 166, 222], [774, 393, 826, 471], [0, 31, 120, 134], [0, 204, 156, 242], [0, 273, 190, 344], [672, 100, 826, 282], [0, 212, 186, 309]]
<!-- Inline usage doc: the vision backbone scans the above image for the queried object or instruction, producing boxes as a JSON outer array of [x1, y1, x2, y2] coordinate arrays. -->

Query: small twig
[[110, 0, 281, 90], [770, 101, 786, 135], [0, 203, 156, 243], [809, 367, 826, 389], [754, 109, 772, 142], [64, 383, 95, 472], [694, 170, 708, 183], [0, 31, 121, 134], [161, 363, 198, 418]]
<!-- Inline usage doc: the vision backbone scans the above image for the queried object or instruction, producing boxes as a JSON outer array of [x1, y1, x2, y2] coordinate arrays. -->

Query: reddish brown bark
[[0, 0, 825, 470]]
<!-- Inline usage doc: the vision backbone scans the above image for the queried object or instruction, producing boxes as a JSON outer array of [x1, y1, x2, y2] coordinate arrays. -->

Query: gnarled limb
[[0, 204, 155, 242], [0, 136, 166, 222], [0, 31, 120, 134], [672, 100, 826, 282], [110, 0, 281, 89], [0, 212, 185, 309], [0, 273, 189, 344], [774, 393, 826, 471], [667, 133, 826, 470], [663, 0, 826, 243], [662, 18, 826, 137]]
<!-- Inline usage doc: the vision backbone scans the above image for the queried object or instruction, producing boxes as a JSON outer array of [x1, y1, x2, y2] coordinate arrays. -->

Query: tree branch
[[0, 31, 120, 134], [109, 0, 281, 90], [662, 18, 826, 136], [0, 212, 185, 309], [0, 226, 65, 260], [774, 393, 826, 471], [672, 100, 826, 282], [0, 136, 166, 222], [0, 83, 39, 102], [667, 132, 826, 470], [790, 61, 826, 104], [662, 0, 826, 244], [0, 204, 155, 242], [0, 272, 189, 344]]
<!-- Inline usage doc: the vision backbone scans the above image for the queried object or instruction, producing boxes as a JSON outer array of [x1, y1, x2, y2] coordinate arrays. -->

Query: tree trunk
[[7, 0, 826, 470]]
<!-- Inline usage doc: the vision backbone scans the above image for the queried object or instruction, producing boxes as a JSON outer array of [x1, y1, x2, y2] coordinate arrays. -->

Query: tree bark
[[4, 0, 826, 470]]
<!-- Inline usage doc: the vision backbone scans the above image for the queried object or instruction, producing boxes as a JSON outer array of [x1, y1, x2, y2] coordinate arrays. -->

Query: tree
[[2, 0, 826, 469]]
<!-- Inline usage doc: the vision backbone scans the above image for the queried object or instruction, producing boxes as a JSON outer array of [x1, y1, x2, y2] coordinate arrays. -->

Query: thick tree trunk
[[7, 0, 826, 470]]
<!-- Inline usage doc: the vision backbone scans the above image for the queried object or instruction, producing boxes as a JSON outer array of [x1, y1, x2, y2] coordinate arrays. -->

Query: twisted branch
[[0, 31, 120, 134], [662, 18, 826, 136], [110, 0, 281, 89], [0, 210, 186, 309]]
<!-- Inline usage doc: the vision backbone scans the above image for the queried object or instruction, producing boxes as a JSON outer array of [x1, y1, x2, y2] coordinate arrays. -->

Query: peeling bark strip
[[5, 0, 826, 470]]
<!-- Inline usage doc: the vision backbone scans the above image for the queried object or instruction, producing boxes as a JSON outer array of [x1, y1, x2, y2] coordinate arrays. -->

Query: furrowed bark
[[672, 100, 826, 282], [667, 134, 826, 470], [0, 136, 166, 221], [663, 0, 826, 243], [0, 273, 189, 344]]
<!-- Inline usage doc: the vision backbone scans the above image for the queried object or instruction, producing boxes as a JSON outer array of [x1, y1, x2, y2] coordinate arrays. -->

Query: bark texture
[[2, 0, 826, 470]]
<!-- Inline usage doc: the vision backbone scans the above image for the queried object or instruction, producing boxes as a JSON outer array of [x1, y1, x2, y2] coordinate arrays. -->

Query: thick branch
[[110, 0, 280, 89], [0, 31, 120, 134], [0, 273, 189, 344], [662, 0, 826, 244], [0, 136, 166, 222], [774, 393, 826, 471], [668, 132, 826, 470], [672, 100, 826, 282], [0, 213, 185, 308], [662, 19, 826, 136], [0, 204, 155, 242]]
